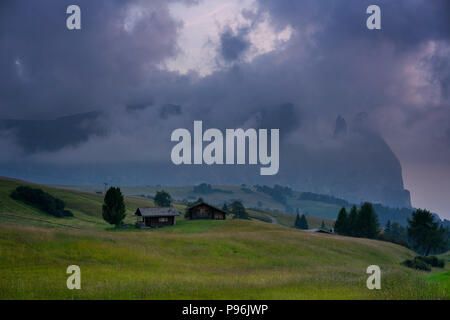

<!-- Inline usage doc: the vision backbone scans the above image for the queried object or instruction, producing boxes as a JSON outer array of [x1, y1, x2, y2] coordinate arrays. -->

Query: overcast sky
[[0, 0, 449, 218]]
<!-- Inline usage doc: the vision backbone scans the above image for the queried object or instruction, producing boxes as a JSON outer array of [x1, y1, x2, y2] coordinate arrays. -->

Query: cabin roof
[[135, 207, 179, 217], [187, 201, 226, 214], [306, 228, 334, 234]]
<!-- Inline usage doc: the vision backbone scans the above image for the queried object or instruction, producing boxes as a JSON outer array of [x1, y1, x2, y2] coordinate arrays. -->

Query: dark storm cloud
[[218, 27, 251, 62], [0, 0, 182, 118], [1, 0, 449, 162], [257, 0, 450, 44], [250, 0, 450, 132], [159, 104, 182, 119]]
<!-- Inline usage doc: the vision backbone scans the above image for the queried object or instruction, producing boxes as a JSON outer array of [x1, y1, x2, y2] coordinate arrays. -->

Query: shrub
[[415, 256, 445, 268], [401, 257, 432, 271]]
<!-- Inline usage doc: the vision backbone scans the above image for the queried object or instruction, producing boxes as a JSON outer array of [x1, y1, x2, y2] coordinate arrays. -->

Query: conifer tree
[[299, 214, 309, 230], [385, 220, 392, 237], [102, 187, 126, 227], [294, 213, 301, 228], [357, 202, 379, 239], [347, 205, 359, 236], [407, 209, 446, 256], [334, 207, 348, 235]]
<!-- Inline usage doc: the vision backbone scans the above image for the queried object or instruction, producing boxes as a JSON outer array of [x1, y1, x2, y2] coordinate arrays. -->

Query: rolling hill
[[0, 177, 448, 299], [55, 183, 424, 227], [0, 177, 159, 229], [54, 184, 344, 220], [0, 177, 331, 230]]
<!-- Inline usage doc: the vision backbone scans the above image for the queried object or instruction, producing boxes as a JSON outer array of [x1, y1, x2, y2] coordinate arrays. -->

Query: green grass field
[[428, 252, 450, 292], [0, 177, 448, 299]]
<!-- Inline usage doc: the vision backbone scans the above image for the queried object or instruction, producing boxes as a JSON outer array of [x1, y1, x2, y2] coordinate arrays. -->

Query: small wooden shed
[[135, 207, 179, 228], [306, 228, 334, 234], [186, 202, 227, 220]]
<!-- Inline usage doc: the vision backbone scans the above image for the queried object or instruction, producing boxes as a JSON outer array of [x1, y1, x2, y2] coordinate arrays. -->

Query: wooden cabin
[[186, 202, 227, 220], [135, 207, 179, 228]]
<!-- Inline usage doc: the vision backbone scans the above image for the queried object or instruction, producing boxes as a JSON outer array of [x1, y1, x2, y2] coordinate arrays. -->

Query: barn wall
[[144, 216, 175, 227], [190, 205, 226, 220], [190, 205, 213, 219]]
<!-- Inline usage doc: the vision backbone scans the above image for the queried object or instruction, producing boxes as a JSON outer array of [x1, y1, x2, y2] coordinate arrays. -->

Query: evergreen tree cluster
[[254, 184, 293, 205], [334, 203, 379, 239], [380, 219, 409, 247], [334, 204, 448, 255], [294, 213, 309, 230]]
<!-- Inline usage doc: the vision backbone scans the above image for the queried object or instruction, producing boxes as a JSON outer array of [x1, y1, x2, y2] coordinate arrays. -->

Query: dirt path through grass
[[263, 213, 278, 225]]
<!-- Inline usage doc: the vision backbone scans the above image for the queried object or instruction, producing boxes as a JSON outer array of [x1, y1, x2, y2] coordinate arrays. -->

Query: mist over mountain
[[0, 112, 103, 153], [284, 115, 411, 208], [0, 110, 410, 209]]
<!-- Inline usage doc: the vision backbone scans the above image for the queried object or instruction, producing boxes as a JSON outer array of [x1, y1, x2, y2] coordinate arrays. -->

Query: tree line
[[334, 203, 448, 256], [334, 203, 379, 239], [11, 186, 73, 218]]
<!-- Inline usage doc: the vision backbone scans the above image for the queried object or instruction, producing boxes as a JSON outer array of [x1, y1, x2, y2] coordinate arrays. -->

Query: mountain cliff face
[[0, 112, 411, 209], [282, 116, 412, 208]]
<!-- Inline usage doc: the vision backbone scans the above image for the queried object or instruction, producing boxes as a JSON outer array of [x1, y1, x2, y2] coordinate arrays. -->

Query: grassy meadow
[[0, 177, 449, 299]]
